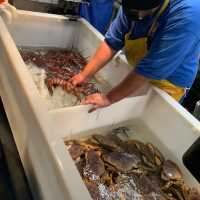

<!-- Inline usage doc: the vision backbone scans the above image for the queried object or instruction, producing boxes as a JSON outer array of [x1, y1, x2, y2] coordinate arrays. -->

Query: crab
[[65, 141, 85, 160], [84, 179, 101, 200], [83, 149, 105, 181], [134, 175, 153, 195], [108, 175, 140, 200], [127, 140, 164, 171], [92, 134, 125, 152], [161, 160, 184, 191], [75, 157, 86, 177], [112, 174, 166, 200], [131, 174, 175, 200], [166, 184, 200, 200], [111, 126, 130, 139], [79, 139, 102, 151], [167, 185, 186, 200], [124, 140, 143, 158], [146, 143, 165, 167], [102, 151, 142, 173], [66, 140, 106, 179], [147, 173, 165, 189], [100, 167, 117, 187], [187, 187, 200, 200], [65, 133, 199, 200]]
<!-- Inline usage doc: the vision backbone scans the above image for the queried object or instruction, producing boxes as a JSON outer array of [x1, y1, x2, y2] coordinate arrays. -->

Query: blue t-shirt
[[105, 0, 200, 88]]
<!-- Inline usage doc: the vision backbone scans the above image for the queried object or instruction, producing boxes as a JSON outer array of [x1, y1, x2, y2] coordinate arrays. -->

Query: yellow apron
[[125, 0, 185, 101]]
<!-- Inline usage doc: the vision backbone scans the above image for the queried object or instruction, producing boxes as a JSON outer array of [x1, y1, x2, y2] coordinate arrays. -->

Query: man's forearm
[[81, 41, 116, 78], [107, 72, 148, 104]]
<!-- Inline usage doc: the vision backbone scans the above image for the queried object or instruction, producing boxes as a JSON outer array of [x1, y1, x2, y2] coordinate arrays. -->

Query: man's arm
[[71, 7, 130, 86], [71, 41, 116, 85], [82, 72, 148, 112], [107, 71, 148, 104], [82, 41, 116, 79]]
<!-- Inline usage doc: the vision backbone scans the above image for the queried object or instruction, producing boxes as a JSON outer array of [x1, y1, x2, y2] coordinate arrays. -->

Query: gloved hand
[[81, 93, 111, 113]]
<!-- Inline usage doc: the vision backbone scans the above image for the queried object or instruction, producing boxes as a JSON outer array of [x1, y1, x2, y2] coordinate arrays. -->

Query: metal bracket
[[63, 0, 90, 5], [61, 0, 89, 18], [65, 14, 79, 21]]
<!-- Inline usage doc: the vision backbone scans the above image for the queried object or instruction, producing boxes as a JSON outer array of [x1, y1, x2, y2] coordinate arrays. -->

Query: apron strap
[[146, 0, 170, 49], [148, 0, 170, 37]]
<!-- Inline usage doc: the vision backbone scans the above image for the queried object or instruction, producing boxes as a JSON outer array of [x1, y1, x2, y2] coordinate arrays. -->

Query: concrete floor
[[0, 144, 15, 200], [0, 99, 33, 200]]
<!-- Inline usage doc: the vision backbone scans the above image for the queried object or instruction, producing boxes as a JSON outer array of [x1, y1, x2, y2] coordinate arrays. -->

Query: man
[[71, 0, 200, 112]]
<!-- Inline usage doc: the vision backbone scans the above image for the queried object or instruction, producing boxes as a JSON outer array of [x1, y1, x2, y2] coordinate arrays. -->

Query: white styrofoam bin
[[0, 4, 199, 200]]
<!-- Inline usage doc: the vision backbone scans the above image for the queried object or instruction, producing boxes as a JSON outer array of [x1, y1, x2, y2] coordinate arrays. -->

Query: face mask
[[123, 7, 144, 21]]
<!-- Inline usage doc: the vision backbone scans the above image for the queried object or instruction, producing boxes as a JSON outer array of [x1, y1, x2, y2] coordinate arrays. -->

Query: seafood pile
[[65, 127, 200, 200], [19, 48, 100, 104]]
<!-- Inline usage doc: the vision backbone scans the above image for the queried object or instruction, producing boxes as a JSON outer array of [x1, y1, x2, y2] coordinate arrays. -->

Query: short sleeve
[[105, 7, 131, 51]]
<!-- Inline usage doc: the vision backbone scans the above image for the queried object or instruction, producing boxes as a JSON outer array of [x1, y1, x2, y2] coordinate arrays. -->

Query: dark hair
[[122, 0, 162, 10]]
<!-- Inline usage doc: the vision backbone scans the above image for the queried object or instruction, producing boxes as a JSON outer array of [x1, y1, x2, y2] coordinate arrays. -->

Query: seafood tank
[[64, 122, 200, 200], [19, 47, 110, 110]]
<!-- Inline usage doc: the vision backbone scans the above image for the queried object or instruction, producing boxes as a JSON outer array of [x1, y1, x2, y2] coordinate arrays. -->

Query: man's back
[[105, 0, 200, 88], [167, 0, 200, 39], [134, 0, 200, 88]]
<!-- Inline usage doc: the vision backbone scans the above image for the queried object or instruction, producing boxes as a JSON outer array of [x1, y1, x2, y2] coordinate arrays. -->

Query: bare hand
[[81, 93, 111, 113], [70, 73, 88, 87]]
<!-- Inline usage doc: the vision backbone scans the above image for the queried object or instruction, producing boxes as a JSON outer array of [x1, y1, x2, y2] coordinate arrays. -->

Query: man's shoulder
[[167, 0, 200, 38]]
